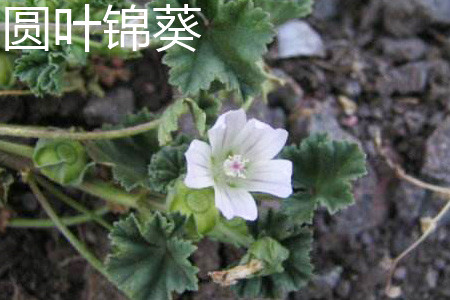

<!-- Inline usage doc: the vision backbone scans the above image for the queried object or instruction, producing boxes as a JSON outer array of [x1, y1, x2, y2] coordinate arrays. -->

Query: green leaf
[[148, 143, 188, 193], [281, 134, 367, 220], [233, 210, 313, 298], [168, 180, 218, 236], [33, 139, 93, 186], [106, 212, 199, 300], [207, 217, 254, 248], [0, 168, 14, 208], [0, 51, 17, 89], [148, 0, 275, 97], [158, 98, 206, 146], [254, 0, 314, 26], [86, 109, 159, 191], [240, 236, 289, 276], [15, 50, 66, 97]]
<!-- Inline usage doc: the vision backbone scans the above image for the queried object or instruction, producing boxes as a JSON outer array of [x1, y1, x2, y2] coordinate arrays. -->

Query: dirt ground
[[2, 0, 450, 299]]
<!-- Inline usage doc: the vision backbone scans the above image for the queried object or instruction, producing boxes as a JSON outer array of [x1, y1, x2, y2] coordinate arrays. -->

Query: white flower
[[184, 109, 293, 221]]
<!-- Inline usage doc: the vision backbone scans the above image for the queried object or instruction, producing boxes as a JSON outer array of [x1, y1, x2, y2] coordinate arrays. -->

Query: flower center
[[223, 154, 248, 178]]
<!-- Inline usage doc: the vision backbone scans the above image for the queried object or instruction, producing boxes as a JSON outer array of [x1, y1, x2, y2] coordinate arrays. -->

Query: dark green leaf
[[15, 50, 66, 97], [207, 217, 254, 248], [148, 0, 275, 98], [240, 236, 289, 276], [281, 134, 367, 219], [158, 98, 206, 146], [254, 0, 314, 26], [233, 210, 313, 298], [148, 143, 188, 193], [0, 51, 17, 89], [86, 109, 159, 191], [106, 212, 199, 300]]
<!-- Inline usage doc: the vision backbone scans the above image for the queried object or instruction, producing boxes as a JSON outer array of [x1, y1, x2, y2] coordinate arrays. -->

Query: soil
[[2, 0, 450, 299]]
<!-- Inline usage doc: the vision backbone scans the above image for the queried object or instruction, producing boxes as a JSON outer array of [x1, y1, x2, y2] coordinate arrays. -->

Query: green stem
[[242, 97, 255, 112], [8, 208, 109, 228], [0, 90, 35, 97], [79, 179, 140, 208], [0, 119, 160, 140], [0, 140, 34, 158], [27, 174, 108, 277], [35, 176, 113, 230]]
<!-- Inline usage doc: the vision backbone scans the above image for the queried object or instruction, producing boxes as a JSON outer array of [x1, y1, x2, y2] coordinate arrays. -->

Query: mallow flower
[[184, 109, 293, 221]]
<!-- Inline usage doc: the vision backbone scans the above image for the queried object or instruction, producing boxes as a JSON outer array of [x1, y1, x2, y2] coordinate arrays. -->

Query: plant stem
[[35, 175, 113, 230], [242, 97, 255, 112], [386, 200, 450, 296], [0, 140, 34, 158], [0, 151, 32, 171], [79, 179, 140, 208], [0, 119, 160, 140], [0, 90, 35, 97], [26, 174, 108, 277], [8, 207, 109, 228]]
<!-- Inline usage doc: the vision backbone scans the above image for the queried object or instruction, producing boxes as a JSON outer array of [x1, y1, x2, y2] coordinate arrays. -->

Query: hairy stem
[[8, 207, 109, 228], [386, 200, 450, 296], [0, 90, 35, 97], [78, 179, 140, 208], [0, 119, 160, 140], [0, 140, 34, 158], [35, 175, 112, 230], [26, 174, 108, 277]]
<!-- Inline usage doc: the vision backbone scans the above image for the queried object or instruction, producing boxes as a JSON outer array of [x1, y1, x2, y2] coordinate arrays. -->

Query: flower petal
[[232, 119, 288, 161], [214, 185, 258, 221], [245, 159, 293, 198], [208, 109, 247, 157], [184, 140, 214, 189]]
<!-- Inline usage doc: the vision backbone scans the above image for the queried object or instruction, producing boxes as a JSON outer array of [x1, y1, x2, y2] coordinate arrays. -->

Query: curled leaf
[[158, 98, 206, 146], [33, 139, 93, 186], [148, 143, 188, 193], [168, 180, 218, 236]]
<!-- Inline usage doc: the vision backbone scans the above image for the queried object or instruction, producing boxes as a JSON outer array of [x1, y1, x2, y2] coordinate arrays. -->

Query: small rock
[[338, 95, 358, 115], [268, 68, 304, 111], [247, 100, 286, 129], [277, 20, 326, 59], [417, 0, 450, 25], [341, 80, 362, 98], [377, 62, 431, 96], [422, 116, 450, 183], [382, 0, 426, 37], [83, 87, 135, 126], [316, 267, 343, 289], [426, 268, 439, 288], [404, 110, 426, 135], [313, 0, 339, 20], [394, 267, 407, 280], [394, 182, 426, 224], [336, 280, 351, 298], [380, 38, 427, 63]]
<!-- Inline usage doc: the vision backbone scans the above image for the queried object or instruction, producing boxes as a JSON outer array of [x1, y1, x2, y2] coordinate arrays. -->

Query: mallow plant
[[0, 0, 368, 299]]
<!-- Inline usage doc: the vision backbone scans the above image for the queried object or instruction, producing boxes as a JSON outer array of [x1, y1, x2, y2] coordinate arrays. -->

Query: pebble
[[277, 20, 326, 59], [82, 87, 135, 126]]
